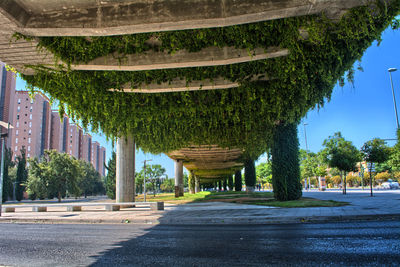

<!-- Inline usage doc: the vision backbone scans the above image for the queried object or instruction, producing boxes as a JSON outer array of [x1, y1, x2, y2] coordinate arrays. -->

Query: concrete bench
[[2, 201, 164, 213]]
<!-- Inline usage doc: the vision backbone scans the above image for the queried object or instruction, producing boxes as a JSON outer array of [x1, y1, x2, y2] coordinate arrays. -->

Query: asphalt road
[[0, 221, 399, 266]]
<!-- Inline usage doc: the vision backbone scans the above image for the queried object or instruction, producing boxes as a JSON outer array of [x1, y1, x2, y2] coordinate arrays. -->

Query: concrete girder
[[0, 0, 367, 37], [109, 75, 269, 93], [72, 47, 289, 71], [168, 145, 244, 180]]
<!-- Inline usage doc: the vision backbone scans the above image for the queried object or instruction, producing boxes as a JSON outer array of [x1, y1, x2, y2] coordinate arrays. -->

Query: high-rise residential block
[[0, 62, 16, 148], [11, 91, 51, 159], [67, 124, 80, 159], [99, 146, 106, 176], [8, 87, 106, 175], [91, 141, 100, 172], [81, 133, 92, 163], [50, 111, 69, 153]]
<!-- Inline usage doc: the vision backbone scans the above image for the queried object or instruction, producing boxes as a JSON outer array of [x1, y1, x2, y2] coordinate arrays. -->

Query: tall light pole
[[143, 159, 152, 202], [388, 68, 399, 129], [0, 121, 13, 216], [303, 123, 309, 151]]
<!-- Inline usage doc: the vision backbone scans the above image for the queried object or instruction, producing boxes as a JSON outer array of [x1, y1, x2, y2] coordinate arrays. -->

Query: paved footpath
[[1, 190, 399, 225]]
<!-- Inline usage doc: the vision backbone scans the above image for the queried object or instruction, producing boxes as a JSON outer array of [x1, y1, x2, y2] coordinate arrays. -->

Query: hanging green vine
[[16, 1, 400, 162]]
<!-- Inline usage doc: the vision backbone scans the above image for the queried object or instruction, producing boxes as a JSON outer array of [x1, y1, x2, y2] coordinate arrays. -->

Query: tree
[[299, 150, 327, 190], [322, 132, 360, 194], [361, 138, 390, 195], [26, 157, 48, 200], [389, 130, 400, 172], [15, 147, 28, 201], [78, 160, 104, 198], [45, 150, 81, 202], [160, 178, 174, 192], [361, 138, 390, 164], [140, 164, 166, 196], [256, 162, 272, 186], [2, 148, 14, 202], [105, 151, 116, 199]]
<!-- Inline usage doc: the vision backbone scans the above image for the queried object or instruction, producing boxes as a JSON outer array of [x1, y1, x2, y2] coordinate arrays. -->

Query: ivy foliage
[[18, 1, 400, 163], [271, 122, 302, 201]]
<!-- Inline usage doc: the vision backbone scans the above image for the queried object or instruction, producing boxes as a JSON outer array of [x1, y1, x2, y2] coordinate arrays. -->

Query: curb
[[1, 214, 399, 225]]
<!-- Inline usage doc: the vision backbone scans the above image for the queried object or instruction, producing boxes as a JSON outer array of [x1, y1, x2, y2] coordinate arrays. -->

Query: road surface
[[0, 221, 399, 266]]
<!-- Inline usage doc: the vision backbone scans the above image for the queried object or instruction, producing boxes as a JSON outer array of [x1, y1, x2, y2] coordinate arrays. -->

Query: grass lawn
[[135, 191, 348, 208]]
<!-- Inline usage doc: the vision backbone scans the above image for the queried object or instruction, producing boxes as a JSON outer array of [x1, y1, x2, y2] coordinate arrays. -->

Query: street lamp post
[[143, 159, 152, 202], [0, 121, 13, 216], [388, 68, 399, 129]]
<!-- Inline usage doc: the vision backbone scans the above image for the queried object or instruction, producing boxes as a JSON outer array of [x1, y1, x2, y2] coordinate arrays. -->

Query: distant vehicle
[[380, 180, 400, 190]]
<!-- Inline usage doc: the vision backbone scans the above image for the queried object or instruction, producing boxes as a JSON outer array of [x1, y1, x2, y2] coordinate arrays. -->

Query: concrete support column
[[195, 175, 200, 193], [116, 136, 135, 202], [174, 160, 184, 197]]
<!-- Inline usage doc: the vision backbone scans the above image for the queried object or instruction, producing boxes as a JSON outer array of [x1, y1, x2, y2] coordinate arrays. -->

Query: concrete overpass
[[0, 0, 384, 201]]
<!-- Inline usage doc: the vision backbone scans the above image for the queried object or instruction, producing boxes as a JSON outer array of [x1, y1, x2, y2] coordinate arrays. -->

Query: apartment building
[[0, 62, 16, 149], [67, 124, 80, 159], [11, 91, 51, 159], [50, 111, 69, 153], [99, 146, 106, 176], [91, 141, 100, 172], [9, 90, 106, 176]]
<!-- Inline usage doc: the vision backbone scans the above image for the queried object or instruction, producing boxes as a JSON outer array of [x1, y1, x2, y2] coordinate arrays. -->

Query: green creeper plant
[[271, 122, 302, 201]]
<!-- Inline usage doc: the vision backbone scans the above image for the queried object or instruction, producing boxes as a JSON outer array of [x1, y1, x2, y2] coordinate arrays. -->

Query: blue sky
[[15, 26, 400, 178]]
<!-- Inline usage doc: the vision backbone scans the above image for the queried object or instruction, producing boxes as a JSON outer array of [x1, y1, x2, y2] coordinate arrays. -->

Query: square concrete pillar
[[116, 136, 135, 203]]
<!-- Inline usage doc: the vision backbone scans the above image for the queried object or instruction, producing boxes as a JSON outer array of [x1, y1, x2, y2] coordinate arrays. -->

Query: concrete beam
[[110, 75, 269, 93], [72, 47, 288, 71], [116, 136, 135, 202], [3, 0, 366, 36]]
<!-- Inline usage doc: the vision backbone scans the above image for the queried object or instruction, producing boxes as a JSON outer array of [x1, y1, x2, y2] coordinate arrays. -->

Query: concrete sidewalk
[[1, 190, 399, 225]]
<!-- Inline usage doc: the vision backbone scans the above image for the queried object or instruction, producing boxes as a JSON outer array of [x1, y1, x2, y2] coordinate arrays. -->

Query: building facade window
[[28, 146, 31, 152], [16, 122, 19, 127], [14, 146, 17, 152], [29, 114, 32, 120], [28, 138, 31, 144], [16, 115, 19, 120], [17, 98, 21, 104], [27, 153, 30, 157], [15, 138, 18, 144], [30, 106, 32, 112], [16, 130, 18, 135], [17, 106, 20, 112], [28, 129, 31, 135], [29, 122, 32, 127]]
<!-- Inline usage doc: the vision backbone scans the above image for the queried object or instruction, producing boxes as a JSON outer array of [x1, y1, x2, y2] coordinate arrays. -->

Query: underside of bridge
[[0, 0, 399, 201]]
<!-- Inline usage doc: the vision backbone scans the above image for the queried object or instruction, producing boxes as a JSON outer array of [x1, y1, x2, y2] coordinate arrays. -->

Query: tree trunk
[[58, 191, 62, 203]]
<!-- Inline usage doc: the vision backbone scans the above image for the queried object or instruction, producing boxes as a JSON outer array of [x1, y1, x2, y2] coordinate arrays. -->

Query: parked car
[[380, 180, 400, 190]]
